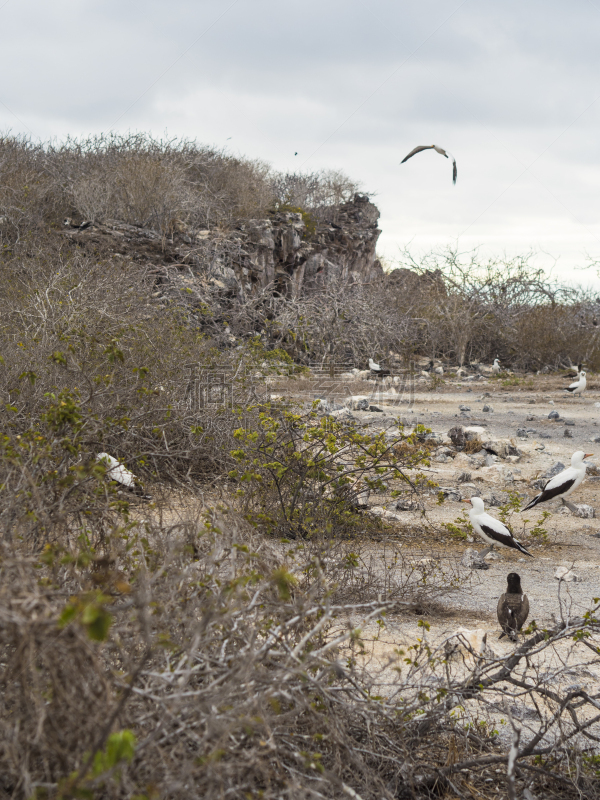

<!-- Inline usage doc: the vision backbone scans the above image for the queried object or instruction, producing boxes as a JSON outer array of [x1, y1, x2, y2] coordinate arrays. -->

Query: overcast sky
[[3, 0, 600, 285]]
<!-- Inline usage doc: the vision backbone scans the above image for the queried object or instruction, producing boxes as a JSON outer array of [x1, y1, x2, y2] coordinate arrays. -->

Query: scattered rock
[[482, 490, 510, 507], [464, 426, 486, 441], [394, 498, 422, 512], [516, 428, 528, 438], [436, 487, 461, 502], [564, 428, 573, 438], [370, 506, 405, 521], [482, 404, 493, 412], [564, 420, 575, 426], [461, 549, 490, 569], [573, 503, 595, 519], [369, 405, 384, 413], [456, 471, 472, 483], [346, 396, 369, 411], [539, 433, 552, 439], [548, 410, 560, 420], [448, 426, 466, 448], [544, 462, 565, 479], [445, 627, 493, 659], [459, 405, 471, 412], [555, 566, 582, 582]]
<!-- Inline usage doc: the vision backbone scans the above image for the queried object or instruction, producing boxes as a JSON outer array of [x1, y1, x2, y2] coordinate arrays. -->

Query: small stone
[[555, 566, 582, 582], [516, 428, 528, 438], [461, 549, 489, 570], [369, 405, 384, 412], [482, 404, 493, 412], [549, 400, 555, 405], [573, 503, 595, 519], [459, 405, 471, 411], [448, 426, 466, 447], [456, 471, 472, 483], [539, 432, 552, 439], [564, 420, 575, 426], [548, 410, 560, 420], [528, 399, 536, 404], [544, 462, 565, 479], [564, 428, 573, 438], [526, 415, 536, 421]]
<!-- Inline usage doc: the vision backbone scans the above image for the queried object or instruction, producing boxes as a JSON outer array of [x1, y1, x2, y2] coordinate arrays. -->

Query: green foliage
[[231, 404, 432, 539], [271, 202, 316, 237]]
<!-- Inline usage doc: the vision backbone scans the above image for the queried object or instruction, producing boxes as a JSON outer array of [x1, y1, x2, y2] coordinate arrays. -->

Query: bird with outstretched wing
[[401, 145, 457, 184]]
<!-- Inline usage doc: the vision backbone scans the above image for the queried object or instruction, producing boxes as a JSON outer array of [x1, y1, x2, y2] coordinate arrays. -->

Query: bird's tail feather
[[513, 539, 533, 557], [521, 495, 541, 512]]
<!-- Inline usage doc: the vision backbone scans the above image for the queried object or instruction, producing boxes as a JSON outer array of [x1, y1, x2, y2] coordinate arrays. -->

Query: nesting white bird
[[96, 453, 136, 487], [463, 497, 533, 558], [491, 358, 501, 375], [564, 370, 586, 397], [368, 358, 390, 376], [521, 450, 592, 511]]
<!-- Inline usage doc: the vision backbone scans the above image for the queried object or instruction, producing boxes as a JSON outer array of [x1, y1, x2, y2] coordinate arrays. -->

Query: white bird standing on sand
[[521, 450, 592, 512], [491, 358, 501, 375], [400, 144, 457, 184], [463, 497, 533, 558], [564, 371, 586, 397]]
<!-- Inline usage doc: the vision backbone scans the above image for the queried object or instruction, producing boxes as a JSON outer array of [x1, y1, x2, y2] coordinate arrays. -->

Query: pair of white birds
[[464, 450, 592, 557]]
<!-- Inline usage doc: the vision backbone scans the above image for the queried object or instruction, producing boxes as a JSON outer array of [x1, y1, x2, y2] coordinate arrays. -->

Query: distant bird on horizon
[[564, 370, 586, 397], [521, 450, 592, 512], [400, 145, 457, 184], [463, 497, 533, 558], [497, 573, 529, 641]]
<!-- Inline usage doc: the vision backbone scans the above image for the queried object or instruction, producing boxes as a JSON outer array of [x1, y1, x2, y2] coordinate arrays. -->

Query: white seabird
[[368, 357, 390, 377], [491, 358, 501, 375], [463, 497, 533, 558], [564, 370, 586, 397], [521, 450, 592, 512], [95, 452, 150, 498], [400, 144, 457, 184]]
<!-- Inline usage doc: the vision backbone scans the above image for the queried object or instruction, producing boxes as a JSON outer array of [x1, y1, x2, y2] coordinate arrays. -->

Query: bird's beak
[[585, 453, 594, 458], [461, 498, 470, 504]]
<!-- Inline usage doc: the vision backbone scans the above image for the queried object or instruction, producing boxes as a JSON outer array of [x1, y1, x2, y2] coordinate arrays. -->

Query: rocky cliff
[[61, 194, 383, 302]]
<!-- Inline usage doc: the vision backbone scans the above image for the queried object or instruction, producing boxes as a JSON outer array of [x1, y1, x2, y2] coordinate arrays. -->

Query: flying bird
[[400, 145, 457, 184], [521, 450, 592, 512], [564, 371, 586, 397], [463, 497, 533, 558], [497, 573, 529, 641]]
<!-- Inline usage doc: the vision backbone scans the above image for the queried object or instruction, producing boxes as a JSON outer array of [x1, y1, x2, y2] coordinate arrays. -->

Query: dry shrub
[[1, 500, 600, 799], [464, 437, 484, 454]]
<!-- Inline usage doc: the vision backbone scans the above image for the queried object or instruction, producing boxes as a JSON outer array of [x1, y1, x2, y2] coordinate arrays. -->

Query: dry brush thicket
[[2, 133, 600, 798]]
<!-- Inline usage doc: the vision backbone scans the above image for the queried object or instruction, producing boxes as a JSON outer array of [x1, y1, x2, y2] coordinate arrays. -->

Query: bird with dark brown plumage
[[400, 145, 457, 184], [497, 573, 529, 641]]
